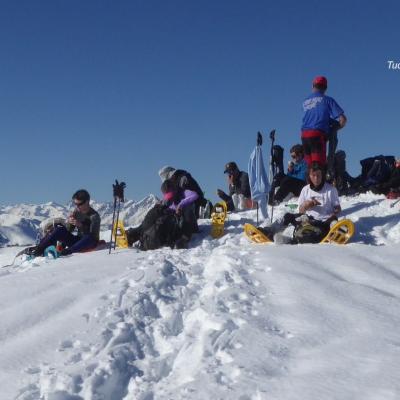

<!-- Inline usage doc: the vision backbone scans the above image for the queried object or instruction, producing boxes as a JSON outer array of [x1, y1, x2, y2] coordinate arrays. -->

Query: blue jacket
[[302, 92, 344, 133], [288, 159, 307, 182]]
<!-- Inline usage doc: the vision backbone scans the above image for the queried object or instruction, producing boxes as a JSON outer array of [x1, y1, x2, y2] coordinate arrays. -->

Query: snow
[[0, 193, 400, 399]]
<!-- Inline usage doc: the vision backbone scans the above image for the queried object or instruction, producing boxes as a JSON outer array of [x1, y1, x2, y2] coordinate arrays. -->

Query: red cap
[[312, 76, 328, 87]]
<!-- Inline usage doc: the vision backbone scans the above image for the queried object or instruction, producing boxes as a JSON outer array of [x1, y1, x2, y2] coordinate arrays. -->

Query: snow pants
[[37, 226, 98, 254], [273, 176, 306, 204], [301, 130, 327, 166]]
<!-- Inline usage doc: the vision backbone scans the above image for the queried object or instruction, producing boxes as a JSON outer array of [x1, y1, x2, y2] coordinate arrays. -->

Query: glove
[[217, 189, 226, 198], [113, 180, 126, 201]]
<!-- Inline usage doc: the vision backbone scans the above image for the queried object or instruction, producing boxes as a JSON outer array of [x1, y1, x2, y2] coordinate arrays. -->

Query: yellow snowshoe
[[112, 220, 129, 248], [211, 201, 227, 238], [244, 223, 273, 244], [320, 219, 355, 244]]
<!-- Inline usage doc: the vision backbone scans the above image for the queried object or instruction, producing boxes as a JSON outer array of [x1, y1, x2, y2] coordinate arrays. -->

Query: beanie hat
[[158, 166, 176, 182]]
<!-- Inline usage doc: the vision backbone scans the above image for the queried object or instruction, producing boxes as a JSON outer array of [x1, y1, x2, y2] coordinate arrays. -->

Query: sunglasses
[[291, 153, 302, 159], [74, 200, 86, 207]]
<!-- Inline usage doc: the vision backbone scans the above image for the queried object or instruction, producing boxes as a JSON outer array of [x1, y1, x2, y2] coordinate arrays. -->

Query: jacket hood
[[158, 166, 176, 182]]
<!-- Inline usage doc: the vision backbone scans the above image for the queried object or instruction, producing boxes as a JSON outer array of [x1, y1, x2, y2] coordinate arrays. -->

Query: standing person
[[217, 162, 252, 212], [32, 189, 101, 256], [269, 144, 308, 205], [301, 76, 347, 167]]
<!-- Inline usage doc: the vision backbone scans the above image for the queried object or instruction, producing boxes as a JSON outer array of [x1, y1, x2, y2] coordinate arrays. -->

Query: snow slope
[[0, 195, 158, 246], [0, 193, 399, 400]]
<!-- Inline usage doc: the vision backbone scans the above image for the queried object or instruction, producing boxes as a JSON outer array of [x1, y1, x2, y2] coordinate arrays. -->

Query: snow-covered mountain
[[0, 193, 400, 399], [0, 195, 158, 246]]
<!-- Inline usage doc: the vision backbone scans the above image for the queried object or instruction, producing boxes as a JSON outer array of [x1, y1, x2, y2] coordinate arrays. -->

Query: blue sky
[[0, 0, 399, 205]]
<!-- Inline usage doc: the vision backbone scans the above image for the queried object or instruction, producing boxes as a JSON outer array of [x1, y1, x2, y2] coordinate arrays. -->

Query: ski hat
[[224, 162, 239, 174], [312, 76, 328, 88], [159, 166, 176, 182]]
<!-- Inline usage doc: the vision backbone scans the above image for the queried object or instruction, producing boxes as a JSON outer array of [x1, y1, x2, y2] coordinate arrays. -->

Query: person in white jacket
[[260, 162, 341, 243]]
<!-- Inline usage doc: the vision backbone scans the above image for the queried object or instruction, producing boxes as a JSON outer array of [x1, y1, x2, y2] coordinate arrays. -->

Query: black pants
[[283, 213, 336, 240], [274, 176, 305, 203], [217, 190, 235, 212]]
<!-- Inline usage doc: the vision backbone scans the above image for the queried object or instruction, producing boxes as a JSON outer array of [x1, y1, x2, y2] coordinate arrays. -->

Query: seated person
[[371, 158, 400, 195], [269, 144, 307, 205], [158, 166, 206, 221], [32, 189, 101, 256], [261, 162, 341, 243], [127, 179, 199, 250], [217, 162, 252, 212]]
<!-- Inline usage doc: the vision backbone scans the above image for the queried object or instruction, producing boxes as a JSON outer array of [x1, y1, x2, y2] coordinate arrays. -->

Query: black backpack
[[171, 169, 204, 200], [292, 217, 332, 244], [139, 205, 182, 251], [272, 145, 285, 177]]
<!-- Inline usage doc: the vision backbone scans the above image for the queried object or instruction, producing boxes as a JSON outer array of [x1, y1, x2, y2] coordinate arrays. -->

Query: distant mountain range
[[0, 195, 158, 246]]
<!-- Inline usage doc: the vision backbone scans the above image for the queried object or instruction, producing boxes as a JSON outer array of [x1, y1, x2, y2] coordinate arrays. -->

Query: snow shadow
[[352, 214, 400, 245], [342, 199, 383, 216]]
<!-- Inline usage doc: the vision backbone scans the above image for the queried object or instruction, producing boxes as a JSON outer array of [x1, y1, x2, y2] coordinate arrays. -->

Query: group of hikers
[[28, 75, 399, 255]]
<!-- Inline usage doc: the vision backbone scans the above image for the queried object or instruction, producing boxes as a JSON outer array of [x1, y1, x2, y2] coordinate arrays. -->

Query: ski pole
[[113, 198, 121, 250], [109, 195, 117, 254], [390, 198, 400, 208], [269, 129, 276, 223]]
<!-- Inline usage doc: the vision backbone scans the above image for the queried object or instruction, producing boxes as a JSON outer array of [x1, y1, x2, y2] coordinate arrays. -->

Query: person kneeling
[[127, 179, 199, 250], [261, 162, 341, 244], [32, 189, 101, 256]]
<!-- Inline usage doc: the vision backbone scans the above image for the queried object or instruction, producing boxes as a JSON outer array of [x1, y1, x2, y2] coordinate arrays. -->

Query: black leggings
[[274, 176, 305, 203]]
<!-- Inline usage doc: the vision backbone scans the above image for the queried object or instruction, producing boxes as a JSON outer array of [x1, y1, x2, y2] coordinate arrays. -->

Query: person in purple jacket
[[126, 179, 199, 250], [161, 179, 199, 240], [269, 144, 308, 205]]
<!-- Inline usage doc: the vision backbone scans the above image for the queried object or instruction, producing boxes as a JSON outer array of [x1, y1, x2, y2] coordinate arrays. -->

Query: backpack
[[171, 169, 204, 200], [293, 223, 324, 244], [292, 216, 332, 244], [360, 155, 395, 178], [334, 150, 347, 194], [272, 145, 285, 177], [139, 205, 182, 251]]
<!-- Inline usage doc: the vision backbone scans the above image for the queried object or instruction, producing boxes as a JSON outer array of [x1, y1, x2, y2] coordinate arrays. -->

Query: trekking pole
[[269, 129, 276, 223], [109, 195, 117, 254], [109, 180, 126, 254], [256, 131, 263, 226], [390, 198, 400, 208], [113, 198, 121, 250]]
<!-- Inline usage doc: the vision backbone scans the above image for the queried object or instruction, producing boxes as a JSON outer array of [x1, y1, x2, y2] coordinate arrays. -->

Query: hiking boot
[[175, 235, 190, 249], [31, 246, 44, 257], [126, 227, 141, 246], [60, 248, 72, 256]]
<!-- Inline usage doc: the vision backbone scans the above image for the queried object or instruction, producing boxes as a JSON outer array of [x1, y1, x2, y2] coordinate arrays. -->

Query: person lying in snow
[[260, 162, 341, 244], [126, 179, 199, 250], [30, 189, 101, 256]]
